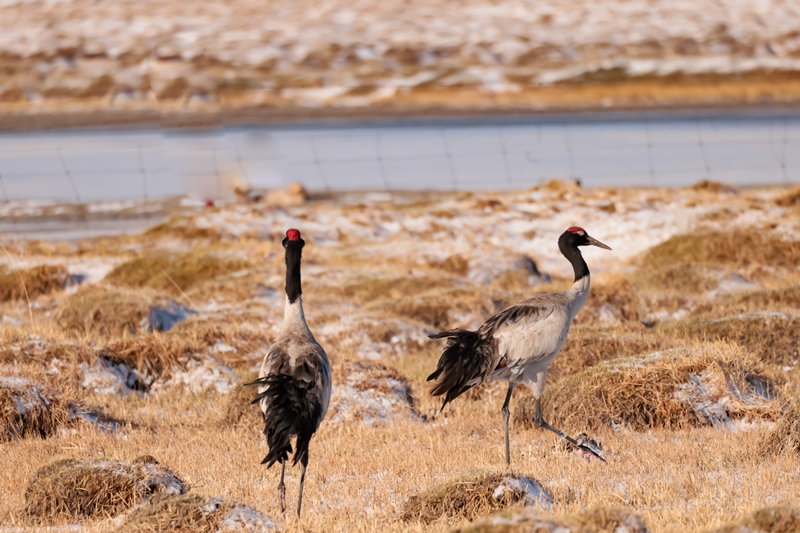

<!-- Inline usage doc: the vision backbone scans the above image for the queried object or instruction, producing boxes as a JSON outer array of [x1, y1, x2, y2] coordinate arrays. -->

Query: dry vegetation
[[0, 184, 799, 532]]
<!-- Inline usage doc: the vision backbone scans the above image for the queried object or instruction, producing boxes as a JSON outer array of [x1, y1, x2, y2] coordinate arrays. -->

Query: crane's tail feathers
[[248, 374, 322, 468], [427, 328, 493, 407]]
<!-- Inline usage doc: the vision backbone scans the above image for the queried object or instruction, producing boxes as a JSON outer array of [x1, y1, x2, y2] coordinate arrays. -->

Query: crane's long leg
[[297, 453, 309, 517], [502, 383, 516, 467], [278, 459, 286, 513], [534, 397, 606, 463]]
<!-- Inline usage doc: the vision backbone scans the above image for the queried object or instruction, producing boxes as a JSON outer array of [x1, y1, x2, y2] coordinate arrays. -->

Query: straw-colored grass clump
[[401, 471, 549, 524], [0, 264, 72, 301], [52, 285, 153, 337], [639, 228, 800, 275], [0, 375, 71, 441], [762, 399, 800, 456], [106, 249, 252, 294], [117, 493, 276, 533], [451, 507, 650, 533], [24, 455, 185, 519], [218, 370, 261, 428], [514, 343, 781, 432], [709, 506, 800, 533], [667, 312, 800, 366]]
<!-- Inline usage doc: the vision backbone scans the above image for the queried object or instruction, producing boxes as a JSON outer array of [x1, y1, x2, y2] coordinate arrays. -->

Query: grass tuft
[[52, 285, 153, 337], [400, 471, 542, 524], [24, 456, 184, 519], [0, 264, 72, 302], [761, 400, 800, 457], [639, 228, 800, 274], [514, 343, 781, 432], [709, 506, 800, 533], [106, 249, 252, 294]]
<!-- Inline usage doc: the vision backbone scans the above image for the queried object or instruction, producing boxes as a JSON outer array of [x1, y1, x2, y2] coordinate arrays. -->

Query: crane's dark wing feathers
[[427, 304, 551, 409], [246, 367, 322, 468]]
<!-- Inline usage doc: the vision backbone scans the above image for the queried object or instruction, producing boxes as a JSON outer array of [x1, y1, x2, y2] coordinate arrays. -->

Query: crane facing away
[[427, 227, 610, 465], [247, 229, 332, 516]]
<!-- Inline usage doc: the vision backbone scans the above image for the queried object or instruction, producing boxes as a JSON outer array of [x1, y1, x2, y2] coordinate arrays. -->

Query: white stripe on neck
[[566, 273, 591, 320], [284, 294, 309, 329]]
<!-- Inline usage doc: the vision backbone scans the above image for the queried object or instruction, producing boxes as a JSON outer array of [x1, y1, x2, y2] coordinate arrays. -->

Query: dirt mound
[[0, 264, 74, 302], [24, 455, 185, 519], [762, 400, 800, 457], [710, 507, 800, 533], [117, 493, 277, 533], [329, 360, 417, 425], [401, 471, 552, 524], [514, 344, 781, 432], [451, 507, 649, 533]]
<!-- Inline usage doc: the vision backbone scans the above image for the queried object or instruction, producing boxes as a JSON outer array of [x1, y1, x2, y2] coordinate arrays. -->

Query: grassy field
[[1, 181, 799, 532]]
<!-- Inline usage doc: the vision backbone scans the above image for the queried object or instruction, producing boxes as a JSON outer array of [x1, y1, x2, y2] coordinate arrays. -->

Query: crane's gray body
[[475, 275, 590, 399], [258, 295, 332, 428]]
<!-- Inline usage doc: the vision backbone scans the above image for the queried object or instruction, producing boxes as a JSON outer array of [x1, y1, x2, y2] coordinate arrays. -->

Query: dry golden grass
[[52, 285, 153, 337], [4, 187, 800, 533], [218, 370, 261, 428], [762, 399, 800, 457], [400, 471, 541, 524], [451, 507, 649, 533], [106, 248, 253, 294], [709, 507, 800, 533], [639, 228, 800, 276], [514, 342, 782, 432], [24, 455, 183, 520], [0, 375, 72, 442], [0, 264, 71, 302], [116, 493, 245, 533], [666, 314, 800, 367]]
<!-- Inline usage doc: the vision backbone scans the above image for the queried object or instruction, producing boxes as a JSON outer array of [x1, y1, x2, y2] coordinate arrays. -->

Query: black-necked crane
[[247, 229, 332, 516], [427, 227, 610, 465]]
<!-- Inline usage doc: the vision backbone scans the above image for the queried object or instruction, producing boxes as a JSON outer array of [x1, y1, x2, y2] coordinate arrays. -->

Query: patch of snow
[[143, 300, 197, 332], [80, 358, 149, 396], [329, 362, 418, 425], [152, 356, 239, 394], [217, 504, 279, 533], [492, 476, 553, 512], [596, 303, 618, 325]]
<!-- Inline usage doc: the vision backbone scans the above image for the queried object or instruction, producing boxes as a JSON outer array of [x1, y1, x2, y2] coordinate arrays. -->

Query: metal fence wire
[[0, 112, 799, 206]]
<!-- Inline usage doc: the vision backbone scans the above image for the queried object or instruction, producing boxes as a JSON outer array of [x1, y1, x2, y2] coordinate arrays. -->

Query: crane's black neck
[[284, 239, 304, 304], [558, 236, 589, 283]]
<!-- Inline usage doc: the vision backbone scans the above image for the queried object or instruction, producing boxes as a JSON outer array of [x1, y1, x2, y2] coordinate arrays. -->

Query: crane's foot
[[573, 435, 606, 464], [278, 483, 286, 513]]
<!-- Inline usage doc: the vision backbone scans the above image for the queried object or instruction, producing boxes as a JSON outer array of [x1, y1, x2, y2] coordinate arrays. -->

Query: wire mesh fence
[[1, 112, 799, 208]]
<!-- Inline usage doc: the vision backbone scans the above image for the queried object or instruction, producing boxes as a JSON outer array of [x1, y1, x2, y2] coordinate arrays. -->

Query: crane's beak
[[587, 235, 612, 250]]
